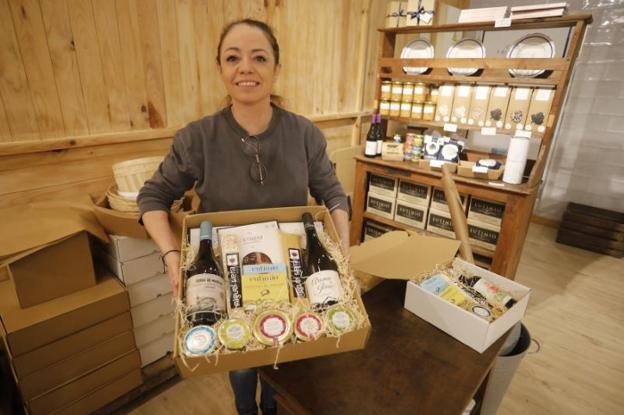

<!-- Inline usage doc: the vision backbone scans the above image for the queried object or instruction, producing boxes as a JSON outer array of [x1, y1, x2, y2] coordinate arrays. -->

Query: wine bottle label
[[225, 253, 243, 309], [288, 248, 306, 298], [185, 273, 225, 312], [365, 141, 377, 155], [304, 270, 343, 306]]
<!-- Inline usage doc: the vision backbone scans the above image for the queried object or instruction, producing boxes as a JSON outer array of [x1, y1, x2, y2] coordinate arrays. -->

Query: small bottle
[[302, 213, 344, 310], [364, 114, 377, 157], [459, 275, 517, 309], [375, 114, 384, 156], [185, 221, 226, 326]]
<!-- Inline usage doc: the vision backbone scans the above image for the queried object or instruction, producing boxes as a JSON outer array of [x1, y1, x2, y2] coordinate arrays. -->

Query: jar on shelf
[[411, 134, 424, 162], [429, 87, 439, 104], [391, 81, 403, 101], [422, 102, 436, 121], [413, 82, 427, 103], [411, 102, 423, 120], [402, 82, 415, 102], [400, 101, 412, 118], [379, 100, 390, 116], [404, 133, 416, 161], [389, 101, 401, 117], [380, 81, 392, 101]]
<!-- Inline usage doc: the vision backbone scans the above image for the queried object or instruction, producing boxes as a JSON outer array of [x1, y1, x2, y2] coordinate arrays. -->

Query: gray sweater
[[138, 105, 348, 217]]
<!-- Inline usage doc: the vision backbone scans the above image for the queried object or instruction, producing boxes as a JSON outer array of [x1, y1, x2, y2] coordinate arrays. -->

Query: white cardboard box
[[397, 180, 431, 207], [467, 220, 501, 251], [467, 197, 506, 227], [139, 332, 174, 367], [430, 187, 468, 214], [368, 174, 398, 198], [127, 274, 171, 307], [134, 313, 175, 348], [105, 235, 159, 262], [404, 258, 530, 353], [394, 200, 427, 230], [366, 191, 396, 220], [130, 293, 175, 328], [103, 251, 163, 286]]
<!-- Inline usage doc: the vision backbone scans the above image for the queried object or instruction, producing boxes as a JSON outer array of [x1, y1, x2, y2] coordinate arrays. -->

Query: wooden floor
[[126, 223, 624, 415]]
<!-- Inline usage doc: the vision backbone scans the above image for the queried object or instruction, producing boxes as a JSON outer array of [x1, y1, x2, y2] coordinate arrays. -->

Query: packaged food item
[[294, 311, 325, 341], [218, 318, 252, 350], [325, 305, 357, 335], [381, 80, 392, 100], [253, 309, 293, 346], [184, 325, 218, 356], [485, 86, 511, 128]]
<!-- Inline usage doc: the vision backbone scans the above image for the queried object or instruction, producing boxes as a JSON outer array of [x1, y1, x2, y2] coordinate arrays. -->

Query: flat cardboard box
[[435, 84, 455, 122], [130, 293, 175, 328], [467, 197, 506, 227], [104, 235, 159, 263], [504, 87, 533, 130], [404, 258, 530, 353], [485, 86, 511, 128], [418, 160, 458, 173], [140, 332, 174, 367], [50, 368, 142, 415], [467, 85, 491, 126], [394, 200, 427, 230], [12, 312, 132, 379], [134, 313, 175, 348], [426, 209, 456, 239], [368, 174, 398, 198], [457, 161, 504, 181], [430, 187, 468, 214], [366, 191, 396, 220], [525, 87, 555, 133], [174, 206, 371, 377], [103, 251, 162, 285], [451, 85, 472, 124], [397, 180, 431, 207], [28, 350, 140, 415], [18, 331, 136, 399], [0, 275, 129, 357], [468, 220, 501, 251], [127, 273, 171, 307]]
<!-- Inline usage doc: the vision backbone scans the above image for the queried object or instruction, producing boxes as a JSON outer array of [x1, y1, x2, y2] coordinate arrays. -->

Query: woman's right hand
[[165, 251, 181, 297]]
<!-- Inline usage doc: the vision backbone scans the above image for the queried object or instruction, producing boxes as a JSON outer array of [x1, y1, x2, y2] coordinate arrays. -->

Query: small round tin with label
[[294, 311, 324, 341], [253, 310, 293, 346], [326, 305, 356, 335], [184, 325, 218, 356], [218, 318, 251, 350], [471, 305, 492, 320]]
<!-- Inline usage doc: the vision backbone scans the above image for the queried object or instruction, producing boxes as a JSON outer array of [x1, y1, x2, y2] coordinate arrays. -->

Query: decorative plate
[[507, 33, 555, 78], [400, 39, 434, 75], [446, 38, 485, 76]]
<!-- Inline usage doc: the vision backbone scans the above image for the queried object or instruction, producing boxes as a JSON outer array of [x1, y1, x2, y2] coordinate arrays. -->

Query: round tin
[[326, 305, 356, 335], [253, 310, 293, 346], [218, 318, 251, 350], [294, 312, 325, 341], [471, 305, 492, 319], [184, 325, 218, 356]]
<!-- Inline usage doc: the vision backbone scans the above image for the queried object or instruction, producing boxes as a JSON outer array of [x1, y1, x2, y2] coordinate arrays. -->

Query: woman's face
[[218, 24, 281, 107]]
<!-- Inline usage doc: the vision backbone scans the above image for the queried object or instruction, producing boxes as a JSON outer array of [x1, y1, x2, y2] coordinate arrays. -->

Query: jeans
[[229, 368, 276, 415]]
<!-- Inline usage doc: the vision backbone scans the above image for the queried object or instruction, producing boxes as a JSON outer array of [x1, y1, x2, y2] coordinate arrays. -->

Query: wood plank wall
[[0, 0, 390, 209]]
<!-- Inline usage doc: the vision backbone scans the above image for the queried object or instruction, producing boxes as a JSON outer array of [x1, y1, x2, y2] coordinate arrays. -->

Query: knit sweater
[[137, 105, 348, 217]]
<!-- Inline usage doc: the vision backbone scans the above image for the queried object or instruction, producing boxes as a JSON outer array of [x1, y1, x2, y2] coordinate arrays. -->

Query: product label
[[365, 141, 377, 155], [304, 270, 343, 306], [225, 253, 243, 309], [399, 181, 428, 199], [420, 274, 449, 295], [424, 106, 434, 113], [260, 315, 287, 337], [468, 224, 499, 245], [330, 311, 352, 330], [473, 279, 512, 308], [429, 213, 453, 231], [288, 248, 306, 298], [430, 160, 445, 168], [515, 88, 530, 100], [397, 204, 424, 222], [381, 84, 391, 93], [185, 273, 225, 312], [494, 87, 508, 97], [515, 129, 532, 138], [439, 284, 470, 306], [297, 315, 322, 337], [433, 188, 465, 205], [241, 264, 290, 305], [475, 86, 489, 100], [536, 89, 552, 101], [444, 123, 458, 132], [470, 198, 505, 219], [368, 195, 393, 214], [472, 165, 489, 174], [458, 85, 471, 97], [370, 175, 395, 191], [226, 323, 245, 340], [364, 224, 386, 239], [481, 127, 496, 135]]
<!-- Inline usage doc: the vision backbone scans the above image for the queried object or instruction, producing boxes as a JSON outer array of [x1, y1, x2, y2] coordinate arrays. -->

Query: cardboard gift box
[[394, 200, 428, 230], [385, 1, 406, 28], [505, 87, 533, 131], [397, 180, 431, 207], [457, 161, 505, 181], [173, 206, 371, 378], [467, 85, 491, 126], [451, 85, 472, 124], [430, 187, 468, 214], [0, 198, 108, 308], [467, 220, 501, 251], [467, 197, 506, 227], [426, 209, 456, 239], [418, 160, 458, 173], [369, 174, 398, 198], [366, 191, 396, 220], [405, 0, 435, 27], [485, 86, 511, 128], [526, 87, 555, 133]]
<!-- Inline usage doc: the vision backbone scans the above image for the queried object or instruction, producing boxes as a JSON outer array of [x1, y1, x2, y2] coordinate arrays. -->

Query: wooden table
[[260, 280, 506, 415]]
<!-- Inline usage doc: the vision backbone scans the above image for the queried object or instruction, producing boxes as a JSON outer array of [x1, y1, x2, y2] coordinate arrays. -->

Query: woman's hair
[[216, 18, 284, 107]]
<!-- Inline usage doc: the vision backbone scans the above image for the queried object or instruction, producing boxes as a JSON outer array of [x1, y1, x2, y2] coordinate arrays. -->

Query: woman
[[138, 19, 349, 415]]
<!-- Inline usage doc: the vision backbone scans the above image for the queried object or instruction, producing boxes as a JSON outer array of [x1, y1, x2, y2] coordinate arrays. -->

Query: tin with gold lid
[[253, 309, 293, 346], [184, 325, 218, 357], [218, 318, 252, 350], [294, 311, 325, 341], [325, 305, 356, 335]]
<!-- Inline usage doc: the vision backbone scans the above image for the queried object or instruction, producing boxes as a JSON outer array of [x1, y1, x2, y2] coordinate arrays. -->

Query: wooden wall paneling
[[91, 0, 131, 132], [0, 93, 11, 141], [269, 0, 286, 103], [156, 0, 183, 128], [176, 0, 201, 122], [270, 0, 294, 110], [116, 0, 150, 130], [6, 0, 59, 140], [194, 0, 224, 117], [66, 0, 111, 133], [362, 0, 388, 115], [39, 0, 89, 137]]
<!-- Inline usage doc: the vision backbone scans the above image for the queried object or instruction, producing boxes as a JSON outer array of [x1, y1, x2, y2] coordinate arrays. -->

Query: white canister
[[503, 136, 530, 185]]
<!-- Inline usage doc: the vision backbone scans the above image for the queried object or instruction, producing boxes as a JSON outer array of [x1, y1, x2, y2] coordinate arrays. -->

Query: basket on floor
[[112, 156, 163, 193], [106, 185, 183, 214]]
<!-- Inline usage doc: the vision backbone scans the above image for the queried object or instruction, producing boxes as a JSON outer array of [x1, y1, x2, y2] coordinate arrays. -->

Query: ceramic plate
[[401, 39, 434, 75], [507, 33, 555, 78], [446, 39, 485, 76]]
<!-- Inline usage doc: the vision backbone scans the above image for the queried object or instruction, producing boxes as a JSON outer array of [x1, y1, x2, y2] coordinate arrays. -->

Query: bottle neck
[[197, 238, 214, 256]]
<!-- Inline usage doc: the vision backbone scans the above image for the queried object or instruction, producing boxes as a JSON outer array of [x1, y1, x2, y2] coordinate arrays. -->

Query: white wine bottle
[[185, 221, 225, 326], [302, 213, 344, 310]]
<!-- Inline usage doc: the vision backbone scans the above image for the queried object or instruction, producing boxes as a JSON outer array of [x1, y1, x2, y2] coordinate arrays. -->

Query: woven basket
[[112, 156, 163, 193], [106, 185, 183, 213]]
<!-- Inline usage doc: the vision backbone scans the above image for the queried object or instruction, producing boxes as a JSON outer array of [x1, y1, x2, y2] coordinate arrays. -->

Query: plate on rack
[[446, 39, 485, 76], [400, 39, 434, 75], [507, 33, 555, 78]]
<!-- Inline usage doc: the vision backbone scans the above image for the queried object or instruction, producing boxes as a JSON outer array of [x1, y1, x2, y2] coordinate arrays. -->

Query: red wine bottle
[[364, 114, 378, 157]]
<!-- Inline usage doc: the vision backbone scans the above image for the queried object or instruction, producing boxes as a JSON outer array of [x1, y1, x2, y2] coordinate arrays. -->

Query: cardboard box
[[134, 313, 175, 348], [0, 275, 129, 357], [103, 251, 162, 285], [18, 331, 136, 399], [368, 174, 398, 198], [174, 206, 371, 377], [485, 86, 511, 128], [130, 293, 175, 328], [366, 191, 396, 220], [27, 350, 140, 415], [50, 368, 142, 415], [467, 197, 506, 227], [394, 201, 427, 230], [404, 258, 530, 352], [11, 312, 132, 379], [526, 87, 555, 133], [451, 85, 472, 124], [104, 235, 159, 262], [363, 221, 395, 242], [397, 180, 431, 207], [426, 209, 456, 239], [468, 220, 501, 251], [405, 0, 435, 26], [457, 161, 504, 181], [467, 85, 491, 126], [505, 87, 533, 130], [430, 187, 468, 214], [140, 332, 174, 367], [435, 84, 455, 122], [127, 273, 171, 307], [418, 160, 458, 173]]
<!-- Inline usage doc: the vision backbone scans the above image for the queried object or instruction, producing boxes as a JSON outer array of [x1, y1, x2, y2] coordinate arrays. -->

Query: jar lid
[[184, 325, 218, 356], [294, 312, 325, 341], [218, 318, 252, 350], [326, 305, 356, 335], [253, 310, 293, 346]]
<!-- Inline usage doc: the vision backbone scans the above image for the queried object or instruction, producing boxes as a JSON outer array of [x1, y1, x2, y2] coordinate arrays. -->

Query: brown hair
[[216, 19, 284, 107]]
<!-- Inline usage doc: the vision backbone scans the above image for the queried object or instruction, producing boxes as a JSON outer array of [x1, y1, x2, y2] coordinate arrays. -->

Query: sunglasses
[[241, 136, 268, 185]]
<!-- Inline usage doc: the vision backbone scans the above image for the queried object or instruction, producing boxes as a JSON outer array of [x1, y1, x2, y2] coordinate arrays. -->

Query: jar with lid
[[404, 133, 416, 161], [413, 82, 427, 103], [389, 101, 401, 117], [411, 134, 424, 162], [391, 81, 403, 101], [411, 102, 423, 120], [402, 82, 415, 102], [429, 87, 439, 104], [379, 100, 390, 116], [400, 101, 412, 118], [422, 102, 436, 121], [380, 81, 392, 101]]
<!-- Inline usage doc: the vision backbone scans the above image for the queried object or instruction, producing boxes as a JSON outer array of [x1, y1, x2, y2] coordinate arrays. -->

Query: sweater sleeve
[[306, 123, 349, 214], [137, 128, 200, 219]]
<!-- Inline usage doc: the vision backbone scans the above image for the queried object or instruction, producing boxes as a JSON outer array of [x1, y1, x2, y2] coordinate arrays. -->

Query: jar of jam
[[380, 81, 392, 101], [422, 102, 436, 121], [411, 102, 423, 120], [391, 81, 403, 101], [400, 101, 412, 118], [389, 101, 401, 117], [429, 87, 439, 104], [402, 82, 415, 102], [379, 100, 390, 116], [413, 82, 427, 103]]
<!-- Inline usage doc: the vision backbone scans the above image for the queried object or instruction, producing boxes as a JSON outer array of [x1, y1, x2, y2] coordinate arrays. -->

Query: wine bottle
[[364, 114, 377, 157], [185, 221, 226, 326], [375, 113, 383, 156], [302, 213, 344, 310], [458, 274, 516, 309]]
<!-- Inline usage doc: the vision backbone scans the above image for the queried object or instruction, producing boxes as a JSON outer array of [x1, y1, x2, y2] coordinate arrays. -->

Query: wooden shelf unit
[[351, 15, 591, 279]]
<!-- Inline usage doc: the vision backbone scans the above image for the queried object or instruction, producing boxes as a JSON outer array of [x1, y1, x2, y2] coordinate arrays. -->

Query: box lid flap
[[350, 231, 460, 280]]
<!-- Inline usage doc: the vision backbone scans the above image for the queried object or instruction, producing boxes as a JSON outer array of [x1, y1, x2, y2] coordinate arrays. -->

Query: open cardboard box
[[349, 231, 530, 353], [173, 206, 371, 378], [457, 161, 505, 181], [418, 160, 458, 173]]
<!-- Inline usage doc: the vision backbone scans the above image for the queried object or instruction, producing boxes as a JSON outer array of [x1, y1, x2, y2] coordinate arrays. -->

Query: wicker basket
[[106, 185, 183, 214], [112, 156, 163, 193]]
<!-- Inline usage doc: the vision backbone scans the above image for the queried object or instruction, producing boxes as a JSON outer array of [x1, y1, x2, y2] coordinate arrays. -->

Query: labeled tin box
[[369, 174, 398, 198], [426, 209, 456, 239], [430, 187, 468, 214]]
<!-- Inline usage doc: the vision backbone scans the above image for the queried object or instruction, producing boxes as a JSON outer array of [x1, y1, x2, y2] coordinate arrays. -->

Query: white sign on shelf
[[515, 129, 532, 138], [495, 17, 511, 28], [481, 127, 497, 136], [430, 160, 445, 168], [472, 166, 489, 174], [444, 123, 458, 133]]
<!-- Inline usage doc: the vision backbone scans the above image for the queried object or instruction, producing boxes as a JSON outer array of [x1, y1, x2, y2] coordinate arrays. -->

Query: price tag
[[495, 17, 511, 27], [444, 123, 458, 133], [472, 166, 488, 174], [430, 160, 445, 168], [515, 129, 532, 138], [481, 127, 496, 136]]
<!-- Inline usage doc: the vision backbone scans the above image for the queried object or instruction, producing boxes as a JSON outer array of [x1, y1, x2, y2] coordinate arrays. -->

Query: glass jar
[[391, 81, 403, 101], [429, 87, 439, 104], [400, 101, 412, 118], [411, 102, 423, 120], [422, 102, 436, 121], [413, 82, 427, 103], [380, 81, 392, 101], [411, 134, 424, 161], [389, 101, 401, 117], [402, 82, 415, 102], [379, 100, 391, 116]]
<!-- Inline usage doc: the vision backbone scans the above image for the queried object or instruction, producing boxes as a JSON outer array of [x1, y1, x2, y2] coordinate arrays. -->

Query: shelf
[[362, 212, 496, 258], [378, 14, 592, 34], [384, 116, 545, 139]]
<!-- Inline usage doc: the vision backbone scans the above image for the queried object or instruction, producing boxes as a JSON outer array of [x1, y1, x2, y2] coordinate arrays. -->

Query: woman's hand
[[165, 251, 181, 297]]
